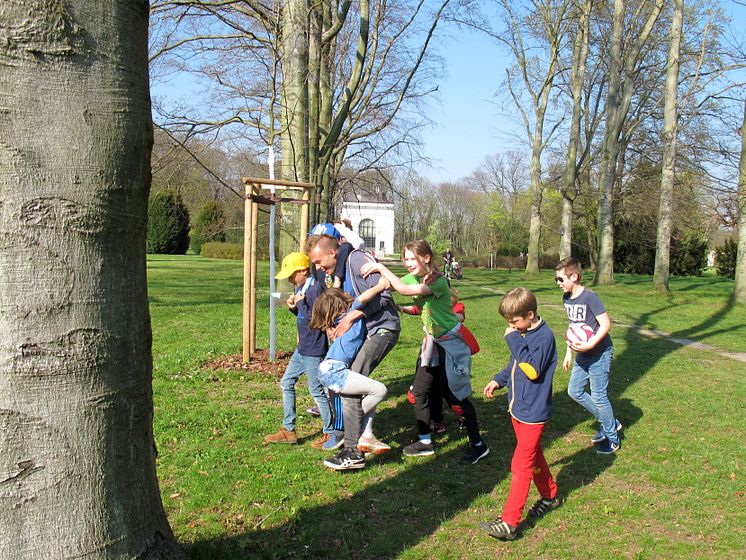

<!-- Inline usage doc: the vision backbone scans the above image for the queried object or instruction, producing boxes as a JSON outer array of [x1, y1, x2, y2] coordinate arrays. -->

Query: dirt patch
[[202, 349, 292, 377]]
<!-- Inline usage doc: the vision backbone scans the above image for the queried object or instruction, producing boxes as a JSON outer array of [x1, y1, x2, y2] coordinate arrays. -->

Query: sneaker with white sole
[[461, 442, 490, 464], [323, 447, 366, 470], [402, 440, 435, 457], [478, 518, 517, 541], [591, 419, 623, 444], [357, 435, 391, 455]]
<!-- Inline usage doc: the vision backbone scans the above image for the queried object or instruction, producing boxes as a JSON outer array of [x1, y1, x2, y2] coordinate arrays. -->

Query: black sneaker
[[527, 496, 562, 517], [402, 440, 435, 457], [461, 442, 489, 464], [478, 518, 517, 541], [323, 447, 366, 470]]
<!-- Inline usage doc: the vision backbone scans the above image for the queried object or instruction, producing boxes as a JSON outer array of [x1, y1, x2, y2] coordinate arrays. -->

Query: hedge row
[[201, 242, 243, 260]]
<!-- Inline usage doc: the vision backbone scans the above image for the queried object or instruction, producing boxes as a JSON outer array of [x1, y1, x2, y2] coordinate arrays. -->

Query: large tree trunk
[[281, 0, 310, 184], [595, 0, 663, 285], [526, 135, 544, 274], [594, 0, 625, 285], [280, 0, 310, 253], [559, 0, 591, 260], [653, 0, 683, 292], [0, 2, 184, 558], [734, 98, 746, 305]]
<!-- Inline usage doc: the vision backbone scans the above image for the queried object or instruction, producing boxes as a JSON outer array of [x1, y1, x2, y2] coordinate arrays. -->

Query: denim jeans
[[567, 345, 619, 444], [281, 350, 332, 434]]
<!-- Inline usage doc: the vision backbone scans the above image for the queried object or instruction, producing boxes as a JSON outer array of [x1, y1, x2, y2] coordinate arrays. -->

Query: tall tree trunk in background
[[526, 134, 545, 274], [499, 0, 569, 274], [734, 98, 746, 305], [595, 0, 663, 284], [280, 0, 310, 254], [595, 0, 625, 284], [281, 0, 310, 184], [308, 5, 323, 223], [0, 2, 185, 558], [653, 0, 684, 292], [560, 0, 592, 260]]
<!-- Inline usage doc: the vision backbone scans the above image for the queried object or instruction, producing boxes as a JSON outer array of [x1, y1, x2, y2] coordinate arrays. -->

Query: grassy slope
[[148, 256, 745, 559]]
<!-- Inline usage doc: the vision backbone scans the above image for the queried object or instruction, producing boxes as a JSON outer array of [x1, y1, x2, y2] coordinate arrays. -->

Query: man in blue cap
[[306, 231, 400, 470]]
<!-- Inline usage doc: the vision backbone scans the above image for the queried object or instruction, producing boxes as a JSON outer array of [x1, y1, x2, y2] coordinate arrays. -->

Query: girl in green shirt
[[361, 240, 489, 464]]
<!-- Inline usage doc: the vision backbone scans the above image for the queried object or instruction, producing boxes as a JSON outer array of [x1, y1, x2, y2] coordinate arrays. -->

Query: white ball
[[566, 323, 594, 344]]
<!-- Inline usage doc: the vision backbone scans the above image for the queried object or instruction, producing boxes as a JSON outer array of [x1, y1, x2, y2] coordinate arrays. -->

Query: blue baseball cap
[[309, 223, 341, 239]]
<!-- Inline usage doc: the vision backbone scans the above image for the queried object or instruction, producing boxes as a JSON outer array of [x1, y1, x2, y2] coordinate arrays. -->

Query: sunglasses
[[555, 276, 568, 283]]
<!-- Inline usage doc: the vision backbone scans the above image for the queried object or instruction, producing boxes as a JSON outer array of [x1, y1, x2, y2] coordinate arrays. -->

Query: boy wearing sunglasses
[[554, 258, 622, 454]]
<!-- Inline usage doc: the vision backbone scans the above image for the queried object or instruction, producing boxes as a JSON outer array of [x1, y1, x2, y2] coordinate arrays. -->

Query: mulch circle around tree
[[202, 349, 292, 378]]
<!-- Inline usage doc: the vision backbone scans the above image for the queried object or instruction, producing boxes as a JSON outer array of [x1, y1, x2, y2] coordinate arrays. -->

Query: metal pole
[[268, 147, 277, 361]]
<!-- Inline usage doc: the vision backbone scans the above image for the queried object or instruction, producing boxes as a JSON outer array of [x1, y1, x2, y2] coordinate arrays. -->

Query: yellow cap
[[275, 252, 310, 279]]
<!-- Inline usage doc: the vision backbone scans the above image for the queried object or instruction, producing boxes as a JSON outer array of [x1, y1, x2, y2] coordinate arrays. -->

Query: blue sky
[[419, 1, 746, 183], [151, 2, 745, 185], [418, 28, 514, 182]]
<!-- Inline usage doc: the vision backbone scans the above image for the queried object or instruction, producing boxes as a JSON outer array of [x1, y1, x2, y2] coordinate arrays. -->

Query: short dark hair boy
[[479, 287, 560, 540]]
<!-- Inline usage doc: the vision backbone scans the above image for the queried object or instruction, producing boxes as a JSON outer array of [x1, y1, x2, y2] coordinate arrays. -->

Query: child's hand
[[562, 353, 572, 372], [286, 295, 297, 309], [360, 261, 382, 277], [483, 380, 500, 398], [504, 326, 517, 337], [377, 276, 390, 290], [569, 339, 592, 353]]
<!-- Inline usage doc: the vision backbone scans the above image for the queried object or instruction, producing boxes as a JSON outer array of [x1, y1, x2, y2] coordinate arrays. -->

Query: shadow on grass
[[630, 295, 743, 343], [179, 270, 738, 558], [188, 393, 505, 559], [186, 335, 656, 559]]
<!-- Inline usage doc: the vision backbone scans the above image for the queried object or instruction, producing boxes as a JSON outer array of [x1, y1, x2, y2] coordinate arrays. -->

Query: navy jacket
[[493, 318, 557, 424], [292, 276, 327, 357]]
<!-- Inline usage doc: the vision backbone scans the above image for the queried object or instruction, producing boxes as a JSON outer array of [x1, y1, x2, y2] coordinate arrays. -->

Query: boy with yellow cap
[[263, 252, 341, 450]]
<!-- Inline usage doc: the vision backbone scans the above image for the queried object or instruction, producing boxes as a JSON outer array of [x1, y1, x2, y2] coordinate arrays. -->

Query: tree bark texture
[[281, 0, 310, 184], [559, 0, 591, 261], [734, 98, 746, 305], [595, 0, 663, 284], [0, 2, 184, 558], [652, 0, 683, 292]]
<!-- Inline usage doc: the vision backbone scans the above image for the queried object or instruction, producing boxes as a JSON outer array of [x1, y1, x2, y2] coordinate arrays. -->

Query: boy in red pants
[[480, 287, 561, 540]]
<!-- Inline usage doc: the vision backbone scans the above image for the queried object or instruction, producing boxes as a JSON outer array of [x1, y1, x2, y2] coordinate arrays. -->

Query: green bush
[[191, 201, 227, 255], [147, 191, 190, 254], [670, 234, 708, 276], [201, 242, 243, 260], [715, 238, 737, 278], [614, 216, 707, 276]]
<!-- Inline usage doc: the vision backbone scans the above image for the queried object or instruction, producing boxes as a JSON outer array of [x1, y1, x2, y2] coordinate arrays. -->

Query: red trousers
[[501, 417, 558, 526]]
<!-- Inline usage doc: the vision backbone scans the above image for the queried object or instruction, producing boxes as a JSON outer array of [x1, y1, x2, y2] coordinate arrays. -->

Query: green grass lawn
[[148, 255, 746, 559]]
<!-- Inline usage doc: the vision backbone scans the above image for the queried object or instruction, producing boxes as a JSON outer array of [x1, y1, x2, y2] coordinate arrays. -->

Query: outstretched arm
[[360, 261, 432, 296], [357, 276, 390, 305]]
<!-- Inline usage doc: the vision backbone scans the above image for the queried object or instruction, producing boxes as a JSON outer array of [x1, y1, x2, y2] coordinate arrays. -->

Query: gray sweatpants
[[342, 329, 400, 448]]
